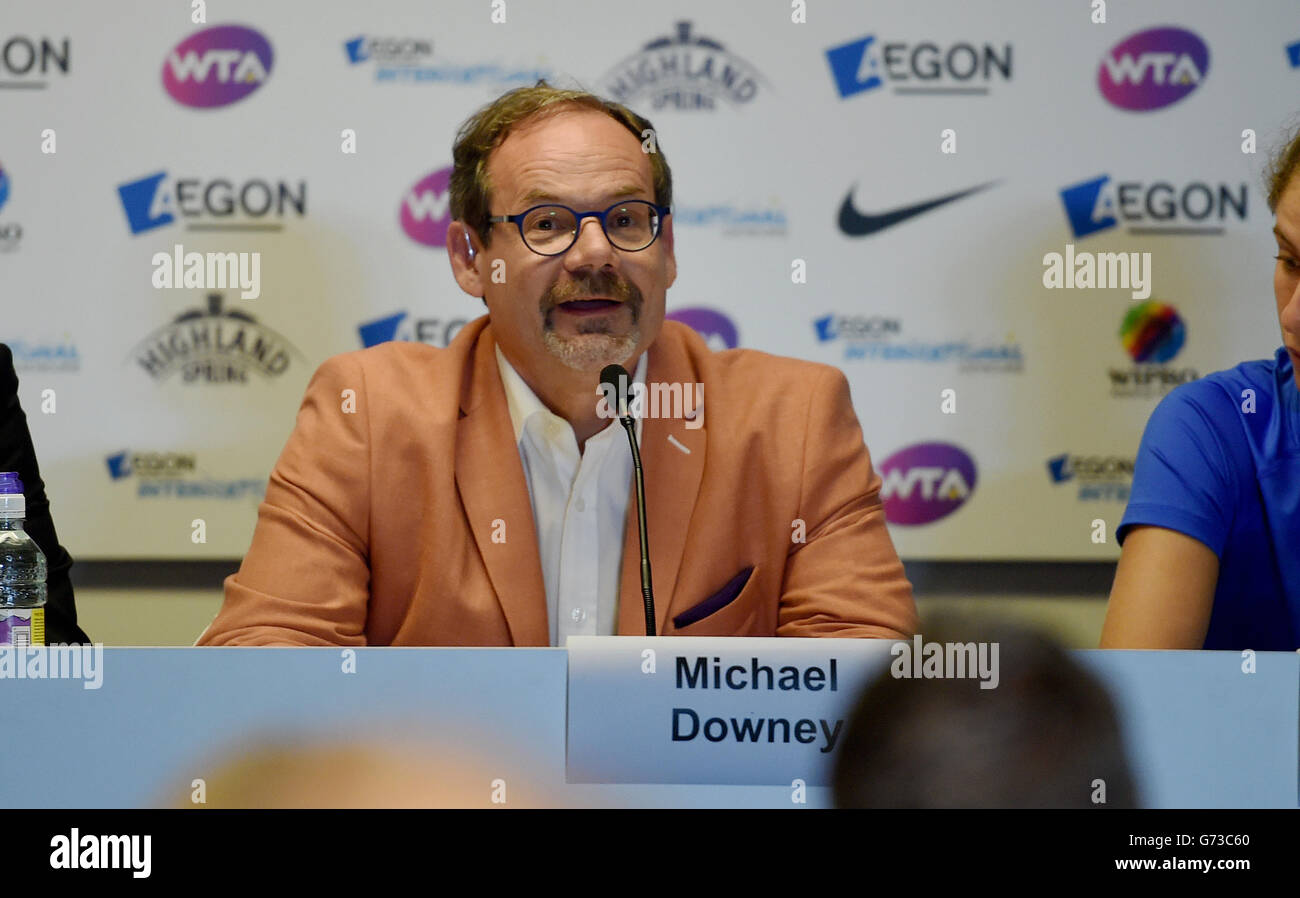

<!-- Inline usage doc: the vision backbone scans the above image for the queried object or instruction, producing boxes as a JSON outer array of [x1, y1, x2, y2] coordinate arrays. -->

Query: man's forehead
[[515, 183, 649, 205], [490, 110, 654, 203]]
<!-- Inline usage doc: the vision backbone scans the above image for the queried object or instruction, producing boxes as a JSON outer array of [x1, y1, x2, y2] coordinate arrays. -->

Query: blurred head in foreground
[[833, 619, 1138, 808], [169, 736, 551, 809]]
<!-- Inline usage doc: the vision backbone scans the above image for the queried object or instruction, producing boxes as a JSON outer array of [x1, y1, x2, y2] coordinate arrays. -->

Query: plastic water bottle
[[0, 472, 47, 647]]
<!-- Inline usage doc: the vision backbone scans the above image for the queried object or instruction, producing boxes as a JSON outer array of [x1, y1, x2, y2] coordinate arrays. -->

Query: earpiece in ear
[[466, 235, 476, 259]]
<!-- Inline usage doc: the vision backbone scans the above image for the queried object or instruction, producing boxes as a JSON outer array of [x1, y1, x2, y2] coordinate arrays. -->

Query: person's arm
[[0, 343, 90, 644], [196, 353, 372, 646], [1102, 383, 1239, 649], [777, 366, 918, 639], [1101, 525, 1218, 648]]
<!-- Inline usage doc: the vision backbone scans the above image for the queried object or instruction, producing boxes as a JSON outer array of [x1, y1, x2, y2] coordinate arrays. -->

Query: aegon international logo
[[344, 35, 549, 86], [129, 293, 302, 384], [665, 307, 739, 350], [0, 159, 20, 252], [826, 33, 1012, 98], [879, 442, 977, 526], [601, 20, 767, 111], [400, 167, 452, 247], [1059, 174, 1247, 239], [673, 203, 786, 236], [1047, 453, 1134, 502], [117, 171, 307, 235], [1098, 26, 1208, 112], [358, 312, 467, 348], [105, 449, 263, 501], [1109, 300, 1197, 398], [162, 24, 273, 108], [814, 313, 1022, 371], [5, 338, 80, 373], [0, 35, 70, 88]]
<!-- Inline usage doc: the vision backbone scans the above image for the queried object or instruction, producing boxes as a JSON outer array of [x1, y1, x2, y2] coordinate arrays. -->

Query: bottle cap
[[0, 472, 26, 518]]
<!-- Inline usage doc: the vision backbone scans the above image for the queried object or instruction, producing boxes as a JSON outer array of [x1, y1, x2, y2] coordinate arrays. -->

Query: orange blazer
[[196, 316, 917, 645]]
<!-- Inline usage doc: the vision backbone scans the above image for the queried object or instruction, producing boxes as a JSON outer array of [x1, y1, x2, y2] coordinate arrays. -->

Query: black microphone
[[601, 363, 655, 636]]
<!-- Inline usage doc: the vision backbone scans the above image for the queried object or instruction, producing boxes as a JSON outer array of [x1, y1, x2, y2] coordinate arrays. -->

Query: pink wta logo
[[162, 25, 274, 108], [1098, 27, 1208, 112], [400, 167, 453, 247]]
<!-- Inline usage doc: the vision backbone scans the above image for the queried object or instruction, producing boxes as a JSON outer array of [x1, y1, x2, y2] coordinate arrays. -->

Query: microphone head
[[599, 364, 628, 392], [600, 364, 630, 419]]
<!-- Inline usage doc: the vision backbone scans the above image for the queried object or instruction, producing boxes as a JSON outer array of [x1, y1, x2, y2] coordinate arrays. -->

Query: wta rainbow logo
[[878, 442, 977, 526], [400, 167, 452, 247], [1098, 27, 1208, 112], [1119, 301, 1185, 363], [0, 162, 10, 212], [162, 25, 273, 108]]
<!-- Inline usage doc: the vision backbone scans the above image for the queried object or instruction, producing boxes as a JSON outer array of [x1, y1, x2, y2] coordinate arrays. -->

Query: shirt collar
[[495, 344, 648, 445]]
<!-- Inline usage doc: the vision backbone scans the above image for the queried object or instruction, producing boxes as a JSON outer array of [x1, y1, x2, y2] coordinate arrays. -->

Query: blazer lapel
[[617, 326, 707, 636], [454, 323, 549, 645]]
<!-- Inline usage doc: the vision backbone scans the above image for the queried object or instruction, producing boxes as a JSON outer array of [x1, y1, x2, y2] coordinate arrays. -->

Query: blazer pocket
[[672, 565, 755, 630]]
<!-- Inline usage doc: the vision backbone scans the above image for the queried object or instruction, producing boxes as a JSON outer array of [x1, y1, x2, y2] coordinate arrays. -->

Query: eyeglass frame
[[487, 200, 673, 256]]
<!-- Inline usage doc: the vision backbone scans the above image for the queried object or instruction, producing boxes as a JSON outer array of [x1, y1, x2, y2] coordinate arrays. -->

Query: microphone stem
[[621, 415, 656, 636]]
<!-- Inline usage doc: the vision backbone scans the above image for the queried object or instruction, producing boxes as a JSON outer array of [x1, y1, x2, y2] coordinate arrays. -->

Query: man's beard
[[539, 273, 643, 372]]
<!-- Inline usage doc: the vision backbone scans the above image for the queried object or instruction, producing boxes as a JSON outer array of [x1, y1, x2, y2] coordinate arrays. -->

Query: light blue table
[[0, 647, 1294, 808]]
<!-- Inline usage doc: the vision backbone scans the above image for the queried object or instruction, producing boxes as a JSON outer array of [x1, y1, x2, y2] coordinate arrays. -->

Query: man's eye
[[1275, 254, 1299, 271]]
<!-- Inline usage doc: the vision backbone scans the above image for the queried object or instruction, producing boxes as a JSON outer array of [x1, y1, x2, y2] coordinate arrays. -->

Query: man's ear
[[662, 213, 677, 290], [447, 220, 485, 299]]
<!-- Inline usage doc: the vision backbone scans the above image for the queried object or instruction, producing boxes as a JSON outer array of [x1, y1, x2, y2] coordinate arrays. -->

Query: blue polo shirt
[[1118, 346, 1300, 650]]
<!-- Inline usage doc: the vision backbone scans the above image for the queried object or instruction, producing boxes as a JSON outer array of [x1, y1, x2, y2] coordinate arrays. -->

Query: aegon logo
[[162, 24, 273, 108], [400, 167, 452, 247], [666, 307, 739, 350], [358, 312, 467, 348], [814, 314, 901, 342], [1059, 174, 1246, 238], [879, 442, 977, 526], [827, 34, 1012, 98], [106, 451, 197, 480], [0, 35, 70, 86], [1098, 26, 1208, 111], [117, 172, 306, 235]]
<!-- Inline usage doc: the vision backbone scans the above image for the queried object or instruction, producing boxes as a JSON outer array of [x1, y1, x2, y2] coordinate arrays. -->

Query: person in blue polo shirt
[[1102, 128, 1300, 651]]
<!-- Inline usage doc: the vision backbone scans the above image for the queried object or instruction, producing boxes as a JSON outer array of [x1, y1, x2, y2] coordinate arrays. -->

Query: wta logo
[[1098, 27, 1208, 111], [163, 25, 273, 108], [0, 161, 9, 212], [878, 442, 977, 526], [1120, 301, 1185, 363], [400, 167, 452, 247], [666, 307, 739, 350]]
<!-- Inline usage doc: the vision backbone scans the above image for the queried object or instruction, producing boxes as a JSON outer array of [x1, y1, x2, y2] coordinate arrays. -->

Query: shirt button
[[570, 608, 586, 623], [574, 498, 586, 512]]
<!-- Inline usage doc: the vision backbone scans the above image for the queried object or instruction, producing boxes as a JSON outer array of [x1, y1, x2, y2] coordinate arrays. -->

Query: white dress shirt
[[495, 345, 646, 646]]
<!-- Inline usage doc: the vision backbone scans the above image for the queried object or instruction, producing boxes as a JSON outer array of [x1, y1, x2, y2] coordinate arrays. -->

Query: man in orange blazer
[[197, 82, 916, 647]]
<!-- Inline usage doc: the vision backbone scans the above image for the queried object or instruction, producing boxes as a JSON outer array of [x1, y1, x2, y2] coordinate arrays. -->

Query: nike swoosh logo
[[838, 181, 999, 236]]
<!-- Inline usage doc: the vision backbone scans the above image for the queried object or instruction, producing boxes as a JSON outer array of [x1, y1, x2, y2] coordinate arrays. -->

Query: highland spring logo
[[129, 293, 301, 384], [601, 21, 767, 111], [162, 24, 273, 108]]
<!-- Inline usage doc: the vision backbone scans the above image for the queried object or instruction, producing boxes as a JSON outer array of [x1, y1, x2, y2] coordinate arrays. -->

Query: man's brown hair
[[450, 80, 673, 250]]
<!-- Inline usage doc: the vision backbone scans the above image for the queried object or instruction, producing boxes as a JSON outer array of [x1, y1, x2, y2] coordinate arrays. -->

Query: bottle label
[[0, 608, 44, 647]]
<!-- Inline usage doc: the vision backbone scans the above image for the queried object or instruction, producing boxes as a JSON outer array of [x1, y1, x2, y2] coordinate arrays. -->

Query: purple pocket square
[[673, 566, 754, 629]]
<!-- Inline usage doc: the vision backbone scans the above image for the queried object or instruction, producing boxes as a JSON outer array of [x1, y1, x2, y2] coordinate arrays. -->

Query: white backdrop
[[1, 0, 1293, 559]]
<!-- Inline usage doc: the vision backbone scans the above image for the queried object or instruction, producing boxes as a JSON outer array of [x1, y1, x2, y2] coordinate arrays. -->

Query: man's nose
[[565, 217, 616, 267]]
